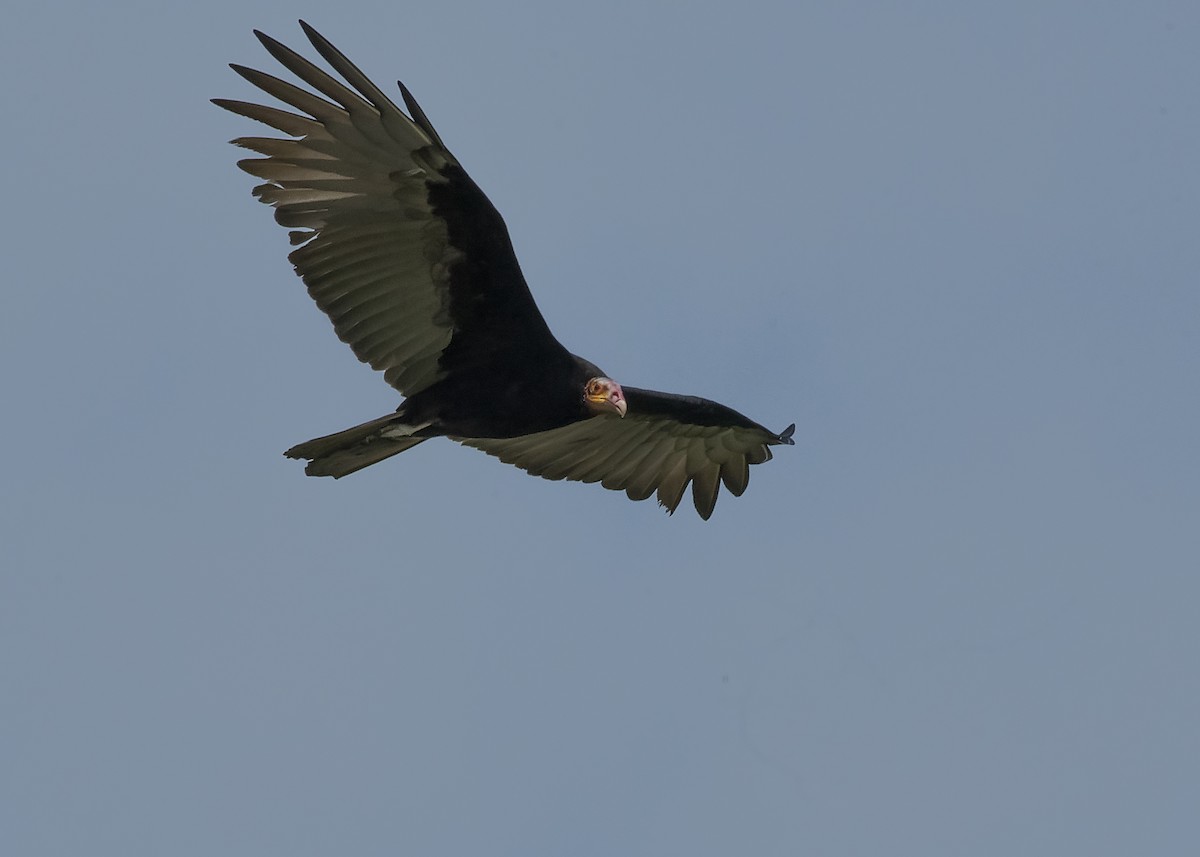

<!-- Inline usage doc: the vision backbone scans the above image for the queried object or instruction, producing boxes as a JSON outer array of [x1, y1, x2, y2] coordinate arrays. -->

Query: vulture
[[216, 21, 794, 519]]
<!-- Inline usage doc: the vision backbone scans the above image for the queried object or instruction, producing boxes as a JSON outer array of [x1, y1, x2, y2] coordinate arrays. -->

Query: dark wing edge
[[458, 388, 794, 520], [214, 21, 566, 395]]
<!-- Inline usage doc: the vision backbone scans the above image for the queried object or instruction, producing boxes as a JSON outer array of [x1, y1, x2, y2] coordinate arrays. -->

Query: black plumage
[[216, 21, 794, 519]]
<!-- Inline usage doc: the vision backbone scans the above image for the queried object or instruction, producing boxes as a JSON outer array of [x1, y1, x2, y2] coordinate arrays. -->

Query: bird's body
[[217, 22, 794, 518], [396, 351, 606, 439]]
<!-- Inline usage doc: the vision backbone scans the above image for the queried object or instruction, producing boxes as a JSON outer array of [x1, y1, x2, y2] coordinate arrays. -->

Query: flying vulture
[[216, 21, 794, 519]]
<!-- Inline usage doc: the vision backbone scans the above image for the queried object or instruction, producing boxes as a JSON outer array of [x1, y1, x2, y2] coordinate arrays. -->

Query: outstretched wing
[[214, 21, 568, 396], [458, 388, 796, 519]]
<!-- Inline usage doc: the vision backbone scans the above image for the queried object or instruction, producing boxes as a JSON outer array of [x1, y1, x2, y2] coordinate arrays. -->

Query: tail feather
[[285, 414, 428, 478]]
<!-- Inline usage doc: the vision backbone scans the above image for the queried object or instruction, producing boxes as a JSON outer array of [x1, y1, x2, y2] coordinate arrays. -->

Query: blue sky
[[3, 2, 1198, 855]]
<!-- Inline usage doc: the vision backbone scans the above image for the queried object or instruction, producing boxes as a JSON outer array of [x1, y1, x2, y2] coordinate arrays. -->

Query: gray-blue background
[[3, 2, 1197, 854]]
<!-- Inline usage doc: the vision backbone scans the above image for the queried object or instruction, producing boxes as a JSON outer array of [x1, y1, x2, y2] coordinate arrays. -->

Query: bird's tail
[[284, 414, 430, 478]]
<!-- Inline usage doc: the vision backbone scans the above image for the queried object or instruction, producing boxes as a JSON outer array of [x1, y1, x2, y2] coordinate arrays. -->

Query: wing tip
[[298, 20, 334, 59]]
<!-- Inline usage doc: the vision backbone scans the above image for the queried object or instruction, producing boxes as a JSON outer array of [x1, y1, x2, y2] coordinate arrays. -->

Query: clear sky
[[3, 2, 1197, 855]]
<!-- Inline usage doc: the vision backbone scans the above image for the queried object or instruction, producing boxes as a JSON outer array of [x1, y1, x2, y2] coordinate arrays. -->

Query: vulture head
[[583, 377, 627, 418]]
